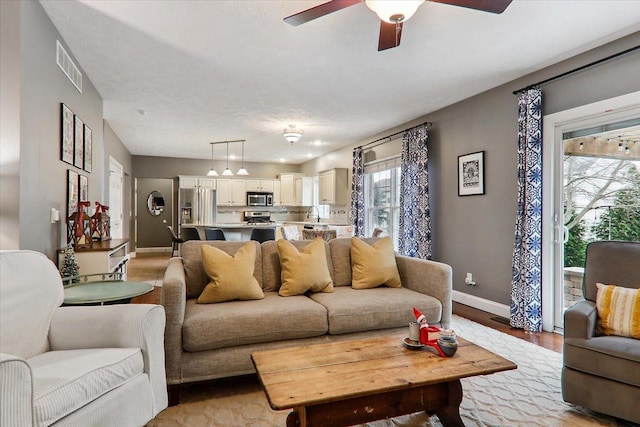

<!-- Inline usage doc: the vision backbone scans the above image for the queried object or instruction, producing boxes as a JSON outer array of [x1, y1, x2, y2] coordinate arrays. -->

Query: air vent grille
[[56, 40, 82, 93]]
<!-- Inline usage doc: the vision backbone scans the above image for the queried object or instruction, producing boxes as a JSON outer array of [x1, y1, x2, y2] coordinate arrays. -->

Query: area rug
[[148, 315, 632, 427]]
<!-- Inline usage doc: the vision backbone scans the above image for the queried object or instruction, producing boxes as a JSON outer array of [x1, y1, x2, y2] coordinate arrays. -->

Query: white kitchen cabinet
[[198, 178, 216, 189], [216, 179, 246, 206], [272, 180, 282, 206], [245, 179, 274, 192], [295, 177, 313, 206], [280, 174, 296, 206], [179, 176, 216, 189], [318, 168, 349, 205]]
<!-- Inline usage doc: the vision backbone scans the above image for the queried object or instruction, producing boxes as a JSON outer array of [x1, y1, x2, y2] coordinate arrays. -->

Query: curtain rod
[[357, 121, 432, 150], [513, 45, 640, 95]]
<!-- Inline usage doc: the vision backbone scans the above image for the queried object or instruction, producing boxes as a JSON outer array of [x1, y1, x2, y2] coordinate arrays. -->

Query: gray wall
[[17, 0, 104, 260], [0, 0, 21, 250], [302, 32, 640, 306]]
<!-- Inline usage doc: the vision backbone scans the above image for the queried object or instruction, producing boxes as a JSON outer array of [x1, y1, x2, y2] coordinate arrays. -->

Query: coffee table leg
[[286, 407, 306, 427], [431, 380, 464, 427]]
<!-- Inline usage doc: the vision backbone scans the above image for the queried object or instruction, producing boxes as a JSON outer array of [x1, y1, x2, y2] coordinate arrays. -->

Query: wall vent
[[56, 40, 82, 93]]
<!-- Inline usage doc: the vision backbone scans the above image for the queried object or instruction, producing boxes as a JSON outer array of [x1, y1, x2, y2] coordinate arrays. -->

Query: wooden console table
[[58, 239, 130, 278]]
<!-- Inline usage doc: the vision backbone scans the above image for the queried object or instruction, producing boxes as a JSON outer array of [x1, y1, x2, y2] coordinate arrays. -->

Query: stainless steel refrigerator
[[179, 187, 216, 229]]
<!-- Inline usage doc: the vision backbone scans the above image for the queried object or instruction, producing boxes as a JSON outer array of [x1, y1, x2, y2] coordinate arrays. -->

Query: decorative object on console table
[[61, 103, 74, 165], [67, 200, 92, 249], [83, 124, 92, 172], [458, 151, 485, 196], [74, 114, 84, 169], [59, 243, 80, 281], [91, 201, 111, 241], [67, 169, 79, 216]]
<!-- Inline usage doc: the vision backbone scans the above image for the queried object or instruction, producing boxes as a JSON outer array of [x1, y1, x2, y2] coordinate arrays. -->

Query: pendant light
[[206, 142, 218, 176], [222, 141, 234, 176], [237, 140, 249, 175]]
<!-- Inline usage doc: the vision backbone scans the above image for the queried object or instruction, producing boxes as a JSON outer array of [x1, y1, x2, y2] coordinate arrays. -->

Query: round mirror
[[147, 191, 165, 216]]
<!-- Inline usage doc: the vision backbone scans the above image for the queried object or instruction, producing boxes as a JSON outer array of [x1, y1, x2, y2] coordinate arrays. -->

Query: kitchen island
[[180, 222, 352, 241]]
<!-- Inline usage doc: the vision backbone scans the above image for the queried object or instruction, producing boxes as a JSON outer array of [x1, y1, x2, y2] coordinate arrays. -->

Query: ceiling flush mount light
[[283, 125, 303, 145], [222, 142, 233, 176], [365, 0, 424, 23], [207, 142, 218, 176], [237, 140, 249, 175]]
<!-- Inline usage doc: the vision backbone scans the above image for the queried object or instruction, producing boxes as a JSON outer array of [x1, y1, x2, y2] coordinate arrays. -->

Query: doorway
[[109, 157, 124, 239], [135, 178, 174, 250], [542, 91, 640, 332]]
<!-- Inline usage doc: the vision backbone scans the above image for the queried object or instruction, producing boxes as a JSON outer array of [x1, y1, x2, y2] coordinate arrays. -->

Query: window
[[364, 156, 401, 249]]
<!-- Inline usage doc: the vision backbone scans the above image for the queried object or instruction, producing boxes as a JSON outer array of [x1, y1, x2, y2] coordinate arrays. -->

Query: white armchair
[[0, 250, 167, 426]]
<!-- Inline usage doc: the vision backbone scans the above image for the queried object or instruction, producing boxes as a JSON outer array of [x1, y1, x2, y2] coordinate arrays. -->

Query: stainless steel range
[[243, 211, 274, 225]]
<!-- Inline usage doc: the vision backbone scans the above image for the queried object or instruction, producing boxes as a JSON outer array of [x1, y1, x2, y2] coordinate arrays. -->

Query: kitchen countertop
[[181, 223, 280, 228]]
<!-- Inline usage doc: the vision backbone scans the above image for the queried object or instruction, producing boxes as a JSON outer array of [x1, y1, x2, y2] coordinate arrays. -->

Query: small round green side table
[[63, 280, 154, 305]]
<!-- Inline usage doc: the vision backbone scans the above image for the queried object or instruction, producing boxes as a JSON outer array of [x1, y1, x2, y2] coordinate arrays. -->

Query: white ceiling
[[39, 0, 640, 164]]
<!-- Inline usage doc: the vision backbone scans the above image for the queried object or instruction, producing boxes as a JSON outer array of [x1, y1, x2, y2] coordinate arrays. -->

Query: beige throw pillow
[[277, 238, 334, 296], [351, 236, 401, 289], [197, 242, 264, 303]]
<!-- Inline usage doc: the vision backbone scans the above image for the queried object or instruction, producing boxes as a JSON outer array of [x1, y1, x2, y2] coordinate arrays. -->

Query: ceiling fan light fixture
[[283, 124, 303, 144], [365, 0, 424, 23]]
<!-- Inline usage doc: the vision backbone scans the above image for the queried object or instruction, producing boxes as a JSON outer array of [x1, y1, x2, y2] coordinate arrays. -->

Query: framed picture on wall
[[61, 103, 74, 165], [79, 174, 89, 203], [67, 169, 79, 217], [83, 124, 92, 173], [458, 151, 485, 196], [74, 115, 84, 169]]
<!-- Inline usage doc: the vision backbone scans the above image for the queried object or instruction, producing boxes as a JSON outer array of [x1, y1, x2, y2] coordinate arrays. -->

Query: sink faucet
[[307, 206, 321, 223]]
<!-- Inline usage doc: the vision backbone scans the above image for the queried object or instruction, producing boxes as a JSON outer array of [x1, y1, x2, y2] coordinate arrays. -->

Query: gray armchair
[[562, 241, 640, 424]]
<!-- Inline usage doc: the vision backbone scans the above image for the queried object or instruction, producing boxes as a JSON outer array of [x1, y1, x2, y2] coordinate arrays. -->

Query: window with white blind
[[364, 156, 401, 249]]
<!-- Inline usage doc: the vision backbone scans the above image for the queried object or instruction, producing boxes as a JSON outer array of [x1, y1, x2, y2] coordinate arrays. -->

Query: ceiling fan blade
[[284, 0, 362, 26], [428, 0, 512, 14], [378, 21, 403, 51]]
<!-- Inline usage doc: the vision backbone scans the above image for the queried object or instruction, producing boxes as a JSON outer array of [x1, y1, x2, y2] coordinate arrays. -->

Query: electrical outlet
[[465, 272, 477, 286]]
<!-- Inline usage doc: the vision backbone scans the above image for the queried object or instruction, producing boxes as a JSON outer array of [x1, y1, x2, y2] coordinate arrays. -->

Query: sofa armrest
[[49, 304, 168, 415], [1, 353, 33, 427], [564, 299, 597, 340], [395, 255, 453, 328], [161, 257, 187, 385]]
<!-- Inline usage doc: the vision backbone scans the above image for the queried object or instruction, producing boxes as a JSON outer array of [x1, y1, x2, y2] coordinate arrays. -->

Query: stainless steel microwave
[[246, 192, 273, 207]]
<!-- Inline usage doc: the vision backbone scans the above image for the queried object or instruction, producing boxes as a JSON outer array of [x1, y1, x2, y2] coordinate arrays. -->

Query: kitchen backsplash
[[216, 205, 348, 224]]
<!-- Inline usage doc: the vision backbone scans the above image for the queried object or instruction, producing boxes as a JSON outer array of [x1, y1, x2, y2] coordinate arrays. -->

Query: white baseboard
[[134, 247, 172, 254], [453, 290, 511, 319]]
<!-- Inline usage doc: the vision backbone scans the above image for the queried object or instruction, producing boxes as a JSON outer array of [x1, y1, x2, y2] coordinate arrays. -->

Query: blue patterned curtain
[[398, 125, 431, 259], [350, 147, 365, 237], [510, 88, 543, 332]]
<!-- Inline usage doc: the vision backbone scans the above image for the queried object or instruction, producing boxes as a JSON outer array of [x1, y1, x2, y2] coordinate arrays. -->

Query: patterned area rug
[[148, 315, 631, 427]]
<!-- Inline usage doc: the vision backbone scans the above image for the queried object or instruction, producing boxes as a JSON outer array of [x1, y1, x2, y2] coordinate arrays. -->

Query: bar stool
[[250, 227, 276, 243], [167, 226, 184, 257], [180, 227, 201, 241], [204, 228, 226, 241]]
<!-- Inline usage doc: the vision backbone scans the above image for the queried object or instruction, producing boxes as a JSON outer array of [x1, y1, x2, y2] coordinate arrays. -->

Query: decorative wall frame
[[74, 115, 84, 169], [79, 174, 89, 203], [67, 169, 79, 217], [83, 124, 92, 173], [458, 151, 485, 196], [61, 103, 74, 165]]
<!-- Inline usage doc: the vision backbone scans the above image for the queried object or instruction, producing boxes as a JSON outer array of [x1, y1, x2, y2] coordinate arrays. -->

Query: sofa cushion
[[351, 237, 401, 289], [182, 292, 328, 351], [198, 243, 264, 303], [309, 286, 442, 335], [262, 240, 334, 293], [329, 237, 381, 287], [277, 238, 334, 297], [595, 283, 640, 339], [564, 336, 640, 387], [29, 348, 143, 426], [183, 241, 262, 298]]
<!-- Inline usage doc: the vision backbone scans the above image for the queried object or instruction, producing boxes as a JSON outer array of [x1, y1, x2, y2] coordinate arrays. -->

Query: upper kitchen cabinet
[[272, 180, 282, 206], [245, 179, 274, 192], [318, 168, 349, 205], [216, 179, 246, 206], [295, 177, 313, 207], [179, 176, 216, 189], [279, 174, 296, 206]]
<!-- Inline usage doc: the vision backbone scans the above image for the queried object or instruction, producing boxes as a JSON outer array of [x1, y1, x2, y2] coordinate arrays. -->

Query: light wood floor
[[128, 253, 563, 353]]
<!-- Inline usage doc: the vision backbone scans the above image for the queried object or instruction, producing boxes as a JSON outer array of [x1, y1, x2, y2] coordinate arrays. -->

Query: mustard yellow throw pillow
[[595, 283, 640, 339], [197, 243, 264, 303], [351, 236, 401, 289], [277, 238, 334, 297]]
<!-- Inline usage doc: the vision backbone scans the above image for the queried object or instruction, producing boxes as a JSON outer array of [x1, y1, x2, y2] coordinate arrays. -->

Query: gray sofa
[[562, 241, 640, 424], [162, 238, 452, 403]]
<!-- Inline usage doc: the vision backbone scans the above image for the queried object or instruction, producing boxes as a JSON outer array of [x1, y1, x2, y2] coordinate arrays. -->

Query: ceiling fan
[[284, 0, 513, 51]]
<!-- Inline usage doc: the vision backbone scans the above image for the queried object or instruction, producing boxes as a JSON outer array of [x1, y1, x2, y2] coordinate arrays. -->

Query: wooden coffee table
[[252, 332, 516, 427]]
